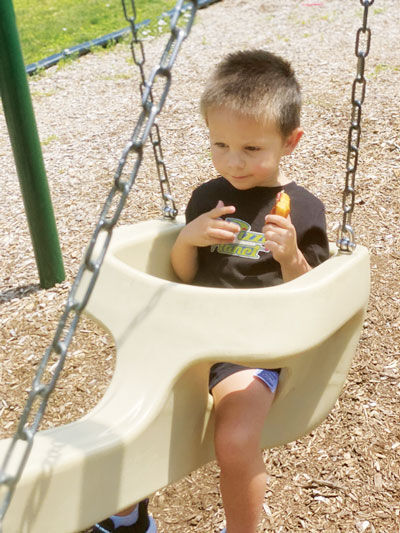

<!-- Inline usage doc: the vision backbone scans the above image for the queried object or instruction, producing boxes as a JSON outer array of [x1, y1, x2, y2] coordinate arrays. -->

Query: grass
[[14, 0, 177, 66], [42, 134, 58, 145], [368, 63, 400, 79]]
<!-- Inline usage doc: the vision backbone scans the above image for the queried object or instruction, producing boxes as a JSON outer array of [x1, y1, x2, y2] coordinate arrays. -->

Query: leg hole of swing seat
[[45, 315, 117, 430], [0, 314, 116, 440]]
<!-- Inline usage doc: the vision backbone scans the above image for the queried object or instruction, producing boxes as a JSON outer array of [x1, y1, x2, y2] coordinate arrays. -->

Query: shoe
[[92, 499, 157, 533], [93, 517, 156, 533]]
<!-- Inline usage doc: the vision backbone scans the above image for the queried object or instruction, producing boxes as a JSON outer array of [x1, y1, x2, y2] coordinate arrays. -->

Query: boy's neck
[[275, 170, 291, 187]]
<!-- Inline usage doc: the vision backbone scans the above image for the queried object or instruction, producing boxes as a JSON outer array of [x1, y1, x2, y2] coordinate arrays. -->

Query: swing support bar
[[0, 0, 65, 289]]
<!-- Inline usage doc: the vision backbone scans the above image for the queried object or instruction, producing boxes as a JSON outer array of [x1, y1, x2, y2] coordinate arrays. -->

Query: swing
[[0, 1, 373, 532]]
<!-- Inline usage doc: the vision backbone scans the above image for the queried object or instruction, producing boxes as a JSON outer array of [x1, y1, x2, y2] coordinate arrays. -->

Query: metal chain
[[337, 0, 374, 252], [0, 1, 197, 526], [122, 0, 178, 218]]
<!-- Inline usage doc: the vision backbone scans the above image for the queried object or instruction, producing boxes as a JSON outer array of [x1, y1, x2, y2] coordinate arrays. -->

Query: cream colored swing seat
[[0, 217, 370, 533]]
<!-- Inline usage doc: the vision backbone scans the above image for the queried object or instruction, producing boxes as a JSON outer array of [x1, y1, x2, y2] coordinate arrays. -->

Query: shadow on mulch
[[0, 283, 41, 304]]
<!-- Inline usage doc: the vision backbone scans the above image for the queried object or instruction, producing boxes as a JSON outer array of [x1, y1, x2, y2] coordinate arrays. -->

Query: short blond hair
[[200, 49, 302, 138]]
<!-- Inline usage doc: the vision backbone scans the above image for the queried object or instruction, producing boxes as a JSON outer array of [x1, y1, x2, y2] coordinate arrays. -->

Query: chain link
[[122, 0, 184, 218], [0, 1, 198, 526], [337, 0, 374, 252]]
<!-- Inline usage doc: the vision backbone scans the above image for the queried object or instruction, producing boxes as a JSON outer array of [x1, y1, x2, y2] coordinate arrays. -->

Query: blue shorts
[[209, 363, 280, 393]]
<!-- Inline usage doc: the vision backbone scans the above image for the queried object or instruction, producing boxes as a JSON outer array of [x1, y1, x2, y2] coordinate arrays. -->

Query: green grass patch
[[368, 63, 400, 79], [14, 0, 177, 65], [31, 88, 56, 98], [41, 134, 58, 145]]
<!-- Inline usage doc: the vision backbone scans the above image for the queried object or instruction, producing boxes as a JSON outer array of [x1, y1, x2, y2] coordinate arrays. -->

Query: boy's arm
[[263, 214, 312, 283], [171, 201, 240, 283], [170, 231, 199, 283], [279, 247, 312, 282]]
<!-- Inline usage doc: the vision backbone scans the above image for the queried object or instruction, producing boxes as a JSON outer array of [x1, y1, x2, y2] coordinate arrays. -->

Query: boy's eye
[[245, 146, 260, 152], [214, 142, 227, 148]]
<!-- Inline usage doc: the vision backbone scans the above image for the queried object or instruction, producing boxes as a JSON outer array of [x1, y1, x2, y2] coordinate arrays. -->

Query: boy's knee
[[215, 423, 255, 468]]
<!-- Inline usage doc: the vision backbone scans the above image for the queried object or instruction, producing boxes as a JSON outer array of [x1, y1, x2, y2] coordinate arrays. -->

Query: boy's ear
[[283, 127, 304, 155]]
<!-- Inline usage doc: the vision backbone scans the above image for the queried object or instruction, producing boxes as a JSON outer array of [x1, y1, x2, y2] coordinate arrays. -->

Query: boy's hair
[[200, 49, 302, 138]]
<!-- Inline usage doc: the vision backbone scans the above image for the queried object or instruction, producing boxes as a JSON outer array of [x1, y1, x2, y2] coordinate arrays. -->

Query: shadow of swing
[[0, 283, 40, 304]]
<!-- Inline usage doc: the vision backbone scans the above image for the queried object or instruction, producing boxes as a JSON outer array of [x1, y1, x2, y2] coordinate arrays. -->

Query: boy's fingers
[[210, 228, 238, 242], [264, 213, 291, 228], [218, 220, 240, 233], [263, 223, 285, 236], [264, 240, 276, 252], [210, 203, 236, 218]]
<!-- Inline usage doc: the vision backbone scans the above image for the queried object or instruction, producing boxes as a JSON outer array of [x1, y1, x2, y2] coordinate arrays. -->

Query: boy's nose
[[227, 151, 245, 171]]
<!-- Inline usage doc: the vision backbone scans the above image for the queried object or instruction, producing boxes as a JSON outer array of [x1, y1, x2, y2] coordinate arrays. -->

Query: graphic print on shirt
[[210, 217, 268, 260]]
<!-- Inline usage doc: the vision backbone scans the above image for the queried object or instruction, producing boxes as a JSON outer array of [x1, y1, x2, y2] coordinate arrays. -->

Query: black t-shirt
[[185, 177, 329, 288]]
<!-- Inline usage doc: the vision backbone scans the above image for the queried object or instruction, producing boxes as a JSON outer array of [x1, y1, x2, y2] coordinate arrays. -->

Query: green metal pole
[[0, 0, 65, 289]]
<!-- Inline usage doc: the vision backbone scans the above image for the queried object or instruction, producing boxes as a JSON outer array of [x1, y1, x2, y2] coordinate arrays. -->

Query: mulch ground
[[0, 1, 399, 532]]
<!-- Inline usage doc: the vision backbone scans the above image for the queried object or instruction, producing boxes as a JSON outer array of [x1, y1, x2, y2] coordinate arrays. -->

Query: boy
[[170, 49, 329, 533], [93, 49, 329, 533]]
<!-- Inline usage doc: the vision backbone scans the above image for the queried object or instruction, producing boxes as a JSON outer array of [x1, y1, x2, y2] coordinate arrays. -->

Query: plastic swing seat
[[0, 217, 370, 533]]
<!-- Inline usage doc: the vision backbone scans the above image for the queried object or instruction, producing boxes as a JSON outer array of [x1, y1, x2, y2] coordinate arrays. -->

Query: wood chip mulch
[[0, 1, 399, 532]]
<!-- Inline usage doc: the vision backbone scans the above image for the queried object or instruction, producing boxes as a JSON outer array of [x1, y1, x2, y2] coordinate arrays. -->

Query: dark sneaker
[[92, 499, 157, 533]]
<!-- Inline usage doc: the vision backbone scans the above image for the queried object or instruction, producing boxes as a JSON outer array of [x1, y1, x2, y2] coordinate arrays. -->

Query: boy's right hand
[[181, 200, 240, 247]]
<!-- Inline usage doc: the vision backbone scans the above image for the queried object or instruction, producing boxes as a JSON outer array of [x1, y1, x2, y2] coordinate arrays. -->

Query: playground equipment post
[[0, 0, 65, 289]]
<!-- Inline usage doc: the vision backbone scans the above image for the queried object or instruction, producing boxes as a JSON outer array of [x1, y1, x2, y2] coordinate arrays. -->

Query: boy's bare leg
[[212, 369, 275, 533], [115, 504, 137, 516]]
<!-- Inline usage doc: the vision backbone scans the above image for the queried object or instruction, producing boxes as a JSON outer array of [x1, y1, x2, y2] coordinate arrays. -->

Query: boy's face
[[207, 106, 302, 190]]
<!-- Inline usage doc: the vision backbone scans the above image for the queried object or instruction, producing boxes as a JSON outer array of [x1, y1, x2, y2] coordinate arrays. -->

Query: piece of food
[[271, 191, 291, 218]]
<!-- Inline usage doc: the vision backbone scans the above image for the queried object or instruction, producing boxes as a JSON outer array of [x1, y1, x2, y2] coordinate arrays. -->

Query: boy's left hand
[[262, 214, 299, 266]]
